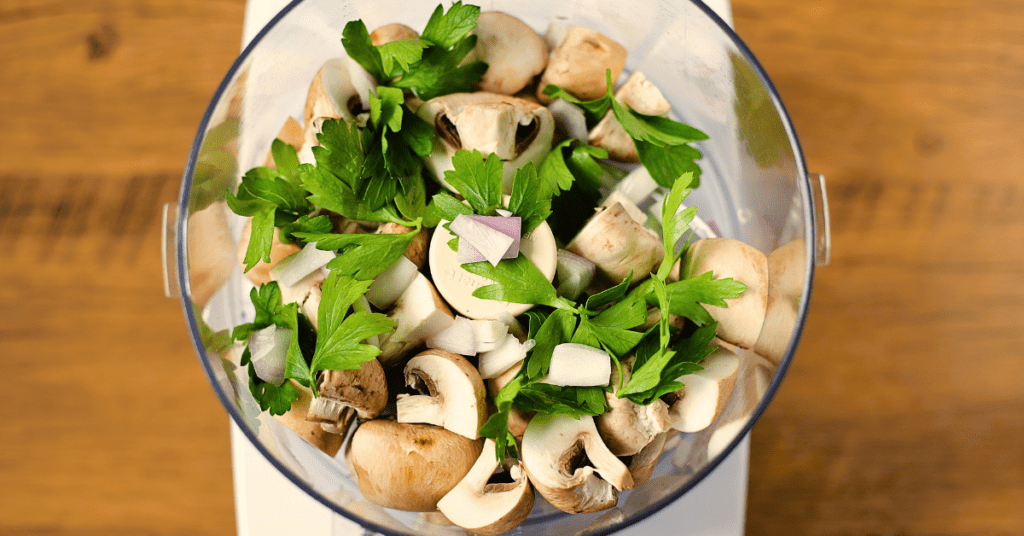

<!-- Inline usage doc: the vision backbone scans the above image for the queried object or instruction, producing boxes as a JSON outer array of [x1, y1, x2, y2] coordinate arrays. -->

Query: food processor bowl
[[165, 0, 830, 534]]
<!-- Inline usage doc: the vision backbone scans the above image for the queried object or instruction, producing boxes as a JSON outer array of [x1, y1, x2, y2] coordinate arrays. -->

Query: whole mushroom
[[347, 419, 483, 512]]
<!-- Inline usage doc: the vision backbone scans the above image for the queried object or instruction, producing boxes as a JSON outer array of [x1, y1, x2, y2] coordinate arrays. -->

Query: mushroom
[[436, 438, 535, 535], [262, 116, 306, 168], [396, 349, 488, 440], [303, 57, 375, 134], [273, 380, 343, 457], [681, 238, 769, 348], [625, 432, 668, 488], [595, 358, 671, 456], [347, 419, 483, 511], [376, 221, 429, 269], [416, 92, 555, 193], [487, 361, 532, 440], [186, 202, 236, 308], [306, 358, 389, 432], [377, 272, 456, 367], [566, 201, 664, 285], [536, 26, 627, 103], [520, 413, 633, 514], [463, 12, 548, 96], [753, 239, 806, 364], [664, 346, 740, 433], [236, 219, 301, 286], [370, 23, 419, 46], [589, 71, 672, 162]]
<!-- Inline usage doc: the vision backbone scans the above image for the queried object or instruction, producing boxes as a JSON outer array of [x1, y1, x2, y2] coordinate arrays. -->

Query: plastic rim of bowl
[[176, 1, 816, 534]]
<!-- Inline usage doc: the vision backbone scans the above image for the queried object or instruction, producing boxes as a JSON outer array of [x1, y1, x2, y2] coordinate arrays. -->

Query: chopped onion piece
[[366, 255, 418, 310], [545, 343, 611, 387], [495, 208, 513, 217], [351, 294, 380, 348], [615, 165, 660, 207], [556, 249, 596, 301], [496, 310, 528, 342], [426, 316, 477, 356], [601, 190, 648, 226], [452, 215, 522, 265], [478, 334, 536, 379], [270, 242, 336, 287], [249, 325, 292, 385], [471, 319, 510, 352]]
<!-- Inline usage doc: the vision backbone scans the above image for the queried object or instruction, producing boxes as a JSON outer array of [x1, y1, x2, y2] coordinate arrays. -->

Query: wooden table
[[1, 1, 1021, 535]]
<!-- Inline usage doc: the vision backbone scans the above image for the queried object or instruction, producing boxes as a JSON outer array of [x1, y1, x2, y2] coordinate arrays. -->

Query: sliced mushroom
[[436, 438, 535, 535], [566, 201, 664, 285], [520, 413, 633, 514], [664, 346, 740, 433], [377, 272, 456, 367], [753, 239, 806, 363], [464, 12, 548, 95], [307, 358, 388, 432], [589, 71, 672, 162], [681, 238, 769, 348], [347, 419, 483, 511], [376, 222, 430, 269], [304, 57, 375, 133], [595, 359, 671, 456], [396, 349, 488, 440], [417, 92, 555, 193], [370, 23, 419, 46], [273, 380, 343, 457], [625, 431, 668, 488], [236, 219, 302, 286], [536, 26, 627, 103]]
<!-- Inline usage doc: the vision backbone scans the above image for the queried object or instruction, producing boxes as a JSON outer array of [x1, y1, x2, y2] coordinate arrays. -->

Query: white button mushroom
[[664, 346, 740, 433], [753, 239, 806, 364], [624, 432, 669, 488], [396, 349, 488, 440], [681, 238, 769, 348], [520, 413, 633, 514], [589, 71, 672, 163], [463, 12, 548, 96], [536, 26, 627, 103], [436, 438, 535, 535], [594, 359, 671, 456], [347, 419, 483, 512], [303, 57, 375, 134], [377, 272, 456, 367], [416, 92, 555, 194], [566, 201, 664, 286]]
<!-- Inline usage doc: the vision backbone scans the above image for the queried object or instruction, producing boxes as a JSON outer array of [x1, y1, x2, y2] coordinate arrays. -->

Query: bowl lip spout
[[176, 0, 815, 534]]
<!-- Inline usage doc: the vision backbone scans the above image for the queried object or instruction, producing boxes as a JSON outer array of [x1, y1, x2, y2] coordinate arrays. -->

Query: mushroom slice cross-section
[[521, 413, 634, 514], [306, 358, 389, 432], [437, 438, 535, 535], [664, 346, 740, 433], [595, 358, 671, 456], [396, 349, 488, 440]]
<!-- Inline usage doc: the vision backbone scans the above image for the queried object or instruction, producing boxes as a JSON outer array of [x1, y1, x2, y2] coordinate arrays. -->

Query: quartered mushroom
[[681, 238, 769, 348], [537, 26, 627, 103], [236, 219, 301, 286], [274, 380, 343, 457], [595, 359, 671, 456], [464, 12, 548, 95], [436, 438, 535, 535], [520, 413, 633, 514], [416, 92, 555, 193], [566, 200, 664, 285], [664, 346, 740, 433], [306, 358, 389, 434], [369, 23, 419, 46], [589, 71, 672, 162], [625, 431, 668, 488], [347, 419, 483, 512], [396, 349, 488, 440], [754, 239, 806, 364], [377, 272, 456, 367]]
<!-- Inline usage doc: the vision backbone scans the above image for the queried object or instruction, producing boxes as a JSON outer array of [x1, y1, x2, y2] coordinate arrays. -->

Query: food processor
[[162, 0, 831, 534]]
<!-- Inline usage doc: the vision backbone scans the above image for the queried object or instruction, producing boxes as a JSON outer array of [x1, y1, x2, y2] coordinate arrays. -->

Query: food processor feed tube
[[170, 0, 830, 535]]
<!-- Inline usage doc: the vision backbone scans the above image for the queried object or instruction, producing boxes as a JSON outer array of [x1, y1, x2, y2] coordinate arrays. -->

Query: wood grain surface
[[1, 1, 1021, 535]]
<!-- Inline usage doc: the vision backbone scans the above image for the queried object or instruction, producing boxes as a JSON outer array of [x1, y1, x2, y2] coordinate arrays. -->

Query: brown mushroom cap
[[348, 419, 483, 512], [274, 380, 343, 457], [370, 23, 420, 46], [376, 222, 430, 270], [310, 357, 389, 422]]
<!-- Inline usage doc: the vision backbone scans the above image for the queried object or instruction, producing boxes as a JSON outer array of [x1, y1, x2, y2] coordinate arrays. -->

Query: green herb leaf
[[657, 173, 697, 279], [523, 308, 577, 379], [294, 228, 418, 281], [585, 272, 633, 311], [514, 383, 609, 418], [341, 19, 386, 80], [443, 149, 504, 214], [635, 140, 704, 189], [660, 271, 748, 326], [541, 141, 604, 244], [507, 162, 550, 235], [463, 255, 565, 309], [421, 1, 480, 48], [377, 38, 430, 75], [619, 322, 717, 405], [423, 191, 473, 227]]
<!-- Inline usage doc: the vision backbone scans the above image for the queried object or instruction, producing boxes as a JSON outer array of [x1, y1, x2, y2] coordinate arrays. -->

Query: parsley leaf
[[377, 38, 430, 75], [540, 140, 604, 244], [423, 191, 473, 228], [523, 308, 577, 379], [618, 322, 717, 405], [462, 255, 570, 310], [659, 271, 748, 326], [390, 2, 487, 100], [507, 162, 550, 235], [443, 149, 504, 214], [657, 172, 698, 279], [421, 1, 480, 48], [341, 20, 387, 80], [293, 227, 419, 282]]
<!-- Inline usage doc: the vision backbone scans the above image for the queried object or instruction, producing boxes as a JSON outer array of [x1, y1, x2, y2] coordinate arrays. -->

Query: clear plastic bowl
[[170, 0, 826, 534]]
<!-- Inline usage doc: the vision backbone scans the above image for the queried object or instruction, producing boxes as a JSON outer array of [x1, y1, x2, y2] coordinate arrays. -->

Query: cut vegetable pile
[[220, 3, 798, 533]]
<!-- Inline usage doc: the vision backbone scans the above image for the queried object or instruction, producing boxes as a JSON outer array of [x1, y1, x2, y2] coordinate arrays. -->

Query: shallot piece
[[452, 215, 522, 266], [555, 249, 596, 301], [365, 255, 419, 310], [478, 334, 537, 379], [544, 343, 611, 387], [426, 316, 478, 356], [269, 241, 336, 287], [249, 325, 292, 385]]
